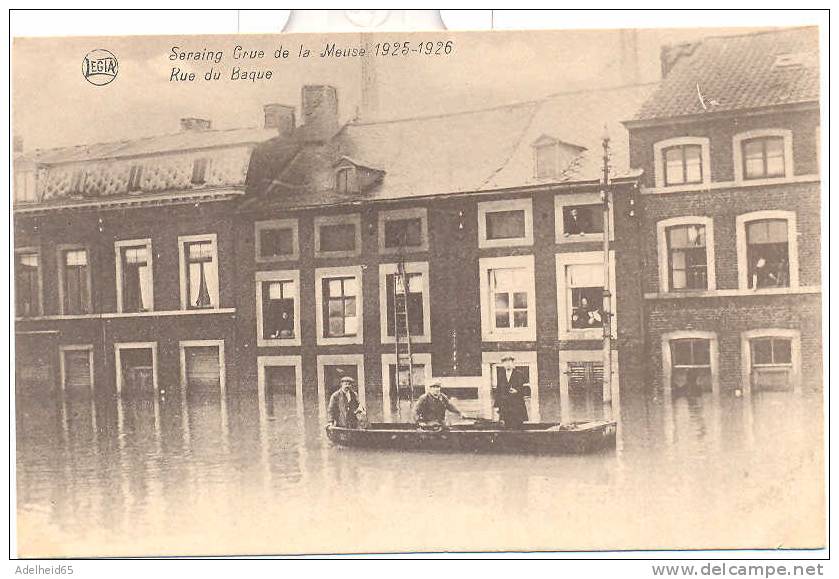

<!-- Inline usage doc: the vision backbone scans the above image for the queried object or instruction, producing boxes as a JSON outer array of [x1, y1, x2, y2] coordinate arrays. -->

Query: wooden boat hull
[[325, 421, 617, 455]]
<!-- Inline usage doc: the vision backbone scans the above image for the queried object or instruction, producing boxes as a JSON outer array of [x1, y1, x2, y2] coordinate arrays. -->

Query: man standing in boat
[[413, 381, 465, 428], [327, 375, 365, 428], [493, 355, 531, 428]]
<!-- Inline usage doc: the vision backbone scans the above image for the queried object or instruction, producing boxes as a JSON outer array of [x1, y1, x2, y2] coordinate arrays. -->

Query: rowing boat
[[325, 420, 617, 454]]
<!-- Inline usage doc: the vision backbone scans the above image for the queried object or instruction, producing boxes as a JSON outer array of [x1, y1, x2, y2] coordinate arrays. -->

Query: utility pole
[[600, 126, 613, 411]]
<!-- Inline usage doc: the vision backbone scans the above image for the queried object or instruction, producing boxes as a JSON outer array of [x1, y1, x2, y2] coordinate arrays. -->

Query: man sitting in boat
[[493, 355, 531, 429], [413, 381, 465, 428], [327, 376, 366, 429]]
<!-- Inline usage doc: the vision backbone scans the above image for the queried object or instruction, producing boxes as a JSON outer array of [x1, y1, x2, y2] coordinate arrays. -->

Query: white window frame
[[179, 339, 226, 398], [556, 251, 617, 340], [256, 269, 302, 347], [481, 350, 540, 422], [733, 129, 794, 184], [378, 207, 429, 254], [57, 244, 92, 315], [178, 233, 220, 310], [317, 353, 366, 418], [257, 355, 304, 419], [114, 341, 158, 396], [381, 352, 432, 422], [114, 238, 154, 313], [59, 344, 94, 394], [14, 246, 43, 317], [315, 265, 364, 346], [477, 198, 534, 249], [554, 192, 614, 243], [378, 261, 431, 344], [314, 213, 362, 258], [479, 254, 537, 342], [655, 216, 716, 293], [735, 210, 799, 291], [254, 218, 299, 263], [653, 136, 711, 189], [558, 350, 620, 423], [740, 329, 801, 395], [661, 330, 719, 397]]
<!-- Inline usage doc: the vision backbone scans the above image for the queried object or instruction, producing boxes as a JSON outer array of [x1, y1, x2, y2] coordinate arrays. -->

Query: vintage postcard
[[12, 25, 824, 557]]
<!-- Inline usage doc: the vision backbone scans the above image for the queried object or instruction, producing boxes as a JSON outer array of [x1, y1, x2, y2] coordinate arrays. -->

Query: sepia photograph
[[10, 14, 826, 559]]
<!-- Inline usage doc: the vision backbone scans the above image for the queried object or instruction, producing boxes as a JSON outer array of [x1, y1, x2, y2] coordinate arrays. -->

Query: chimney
[[660, 42, 700, 78], [13, 135, 24, 154], [301, 85, 339, 142], [619, 29, 640, 86], [180, 117, 212, 131], [263, 103, 296, 136]]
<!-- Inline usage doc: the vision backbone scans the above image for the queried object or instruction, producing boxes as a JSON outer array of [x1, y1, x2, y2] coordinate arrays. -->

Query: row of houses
[[13, 27, 822, 423]]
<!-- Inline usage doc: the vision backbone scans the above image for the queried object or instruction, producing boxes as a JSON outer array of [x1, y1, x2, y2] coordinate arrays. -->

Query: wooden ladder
[[393, 259, 415, 421]]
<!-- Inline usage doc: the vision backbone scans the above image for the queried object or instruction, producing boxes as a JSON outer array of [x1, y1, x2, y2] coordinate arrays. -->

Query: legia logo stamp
[[82, 49, 118, 86]]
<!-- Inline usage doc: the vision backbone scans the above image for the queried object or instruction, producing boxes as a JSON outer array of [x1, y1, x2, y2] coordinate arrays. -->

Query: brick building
[[13, 114, 282, 401], [240, 83, 654, 422], [624, 27, 822, 399]]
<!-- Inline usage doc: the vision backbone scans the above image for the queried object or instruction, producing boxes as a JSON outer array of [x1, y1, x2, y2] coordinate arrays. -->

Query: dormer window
[[533, 136, 560, 179], [127, 164, 144, 192], [335, 166, 357, 194], [70, 169, 87, 196], [191, 158, 209, 185]]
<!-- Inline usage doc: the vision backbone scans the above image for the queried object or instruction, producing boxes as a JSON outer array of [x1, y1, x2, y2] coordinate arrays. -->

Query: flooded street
[[15, 385, 825, 557]]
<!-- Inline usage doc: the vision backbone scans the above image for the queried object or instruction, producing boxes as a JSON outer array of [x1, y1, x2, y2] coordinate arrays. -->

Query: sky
[[12, 27, 763, 152]]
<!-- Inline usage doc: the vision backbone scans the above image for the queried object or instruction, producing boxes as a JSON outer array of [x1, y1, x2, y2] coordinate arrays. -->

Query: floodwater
[[15, 384, 825, 557]]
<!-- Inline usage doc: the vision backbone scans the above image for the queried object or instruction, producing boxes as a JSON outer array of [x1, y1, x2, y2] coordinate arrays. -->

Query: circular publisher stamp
[[82, 49, 119, 86]]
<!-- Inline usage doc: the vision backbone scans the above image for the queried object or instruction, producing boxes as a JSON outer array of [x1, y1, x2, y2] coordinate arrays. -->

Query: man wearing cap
[[493, 355, 531, 428], [327, 375, 365, 428], [413, 381, 465, 428]]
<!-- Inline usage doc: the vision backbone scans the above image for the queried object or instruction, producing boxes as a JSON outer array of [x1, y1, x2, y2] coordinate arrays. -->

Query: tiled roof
[[244, 83, 656, 211], [635, 27, 819, 121]]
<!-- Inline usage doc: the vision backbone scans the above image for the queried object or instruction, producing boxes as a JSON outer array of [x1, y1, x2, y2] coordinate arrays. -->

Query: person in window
[[327, 376, 366, 429], [270, 310, 294, 339], [413, 381, 465, 429], [572, 297, 602, 328], [493, 355, 531, 429], [751, 257, 782, 289], [565, 207, 589, 236]]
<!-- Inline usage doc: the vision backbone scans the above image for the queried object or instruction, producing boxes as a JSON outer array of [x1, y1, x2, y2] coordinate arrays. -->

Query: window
[[558, 350, 619, 423], [478, 198, 533, 248], [191, 158, 209, 185], [733, 130, 793, 182], [556, 252, 616, 339], [379, 262, 431, 343], [535, 142, 559, 179], [479, 255, 536, 341], [656, 217, 716, 293], [742, 137, 785, 179], [179, 340, 226, 398], [662, 331, 718, 397], [314, 214, 362, 258], [555, 193, 613, 242], [114, 342, 158, 397], [335, 167, 357, 194], [256, 270, 301, 346], [381, 352, 431, 422], [14, 170, 37, 203], [315, 265, 363, 345], [653, 137, 710, 189], [59, 345, 94, 394], [59, 247, 91, 314], [127, 164, 144, 192], [15, 250, 41, 317], [178, 234, 219, 310], [666, 224, 708, 290], [255, 219, 299, 262], [257, 356, 304, 419], [663, 144, 703, 186], [741, 330, 800, 394], [736, 211, 798, 291], [115, 239, 154, 313], [483, 351, 540, 422]]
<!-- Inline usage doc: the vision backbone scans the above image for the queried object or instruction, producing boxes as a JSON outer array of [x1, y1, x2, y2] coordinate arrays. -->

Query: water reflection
[[15, 382, 824, 556]]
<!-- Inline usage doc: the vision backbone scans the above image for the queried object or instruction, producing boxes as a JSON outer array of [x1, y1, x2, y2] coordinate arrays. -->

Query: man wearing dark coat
[[413, 381, 465, 427], [493, 355, 531, 428], [327, 375, 364, 428]]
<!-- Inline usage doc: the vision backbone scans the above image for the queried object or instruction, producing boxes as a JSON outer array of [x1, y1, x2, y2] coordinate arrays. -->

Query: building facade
[[625, 27, 822, 399]]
